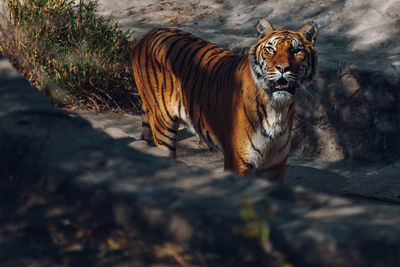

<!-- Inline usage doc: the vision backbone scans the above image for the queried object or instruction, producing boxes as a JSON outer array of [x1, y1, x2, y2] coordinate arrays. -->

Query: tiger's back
[[132, 28, 247, 155], [131, 20, 318, 183]]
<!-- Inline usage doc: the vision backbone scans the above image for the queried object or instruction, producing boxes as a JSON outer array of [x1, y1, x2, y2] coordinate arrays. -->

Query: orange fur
[[131, 19, 318, 183]]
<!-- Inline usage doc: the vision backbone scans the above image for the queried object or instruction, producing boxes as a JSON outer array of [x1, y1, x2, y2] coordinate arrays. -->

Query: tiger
[[131, 18, 318, 183]]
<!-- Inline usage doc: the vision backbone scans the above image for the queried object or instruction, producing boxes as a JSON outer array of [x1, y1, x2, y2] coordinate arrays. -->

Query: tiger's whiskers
[[296, 80, 312, 97]]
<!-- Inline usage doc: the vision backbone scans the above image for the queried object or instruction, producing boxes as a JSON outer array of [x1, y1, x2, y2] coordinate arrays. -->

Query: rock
[[340, 73, 360, 96], [95, 0, 400, 161], [1, 56, 400, 267], [340, 105, 369, 128]]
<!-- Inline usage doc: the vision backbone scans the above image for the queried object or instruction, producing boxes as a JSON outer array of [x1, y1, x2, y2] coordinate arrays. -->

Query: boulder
[[1, 57, 400, 266]]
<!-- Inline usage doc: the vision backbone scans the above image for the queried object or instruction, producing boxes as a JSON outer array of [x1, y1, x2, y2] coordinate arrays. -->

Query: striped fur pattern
[[131, 19, 318, 183]]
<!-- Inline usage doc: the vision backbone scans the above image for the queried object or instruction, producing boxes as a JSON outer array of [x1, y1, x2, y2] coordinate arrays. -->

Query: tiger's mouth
[[271, 78, 296, 95]]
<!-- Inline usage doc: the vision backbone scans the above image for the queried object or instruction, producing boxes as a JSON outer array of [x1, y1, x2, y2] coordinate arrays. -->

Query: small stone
[[340, 74, 360, 96]]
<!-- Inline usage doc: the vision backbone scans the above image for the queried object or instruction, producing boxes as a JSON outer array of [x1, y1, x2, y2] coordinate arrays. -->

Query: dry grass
[[0, 0, 141, 113]]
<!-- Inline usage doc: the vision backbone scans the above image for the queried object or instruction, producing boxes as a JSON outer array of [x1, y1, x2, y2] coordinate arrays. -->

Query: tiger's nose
[[275, 64, 290, 73]]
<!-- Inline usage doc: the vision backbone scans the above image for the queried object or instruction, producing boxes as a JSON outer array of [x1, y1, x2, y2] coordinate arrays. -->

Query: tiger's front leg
[[255, 156, 288, 184], [223, 146, 253, 177]]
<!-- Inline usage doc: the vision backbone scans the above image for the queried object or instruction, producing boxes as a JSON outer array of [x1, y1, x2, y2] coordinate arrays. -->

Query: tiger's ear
[[256, 18, 273, 39], [300, 21, 318, 45]]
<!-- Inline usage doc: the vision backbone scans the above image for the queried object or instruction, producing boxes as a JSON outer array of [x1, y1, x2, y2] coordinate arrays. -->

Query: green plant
[[235, 198, 274, 243], [0, 0, 140, 112], [235, 198, 291, 267]]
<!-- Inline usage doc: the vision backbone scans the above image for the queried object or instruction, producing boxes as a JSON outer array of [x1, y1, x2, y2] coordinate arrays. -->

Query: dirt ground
[[2, 1, 400, 266], [72, 110, 400, 205], [88, 0, 400, 205]]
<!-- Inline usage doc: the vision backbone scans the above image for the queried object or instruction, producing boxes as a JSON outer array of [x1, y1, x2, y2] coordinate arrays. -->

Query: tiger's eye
[[265, 46, 275, 54], [293, 48, 304, 55]]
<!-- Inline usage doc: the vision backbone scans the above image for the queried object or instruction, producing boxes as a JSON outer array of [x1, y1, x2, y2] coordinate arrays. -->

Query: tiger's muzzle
[[272, 77, 296, 96]]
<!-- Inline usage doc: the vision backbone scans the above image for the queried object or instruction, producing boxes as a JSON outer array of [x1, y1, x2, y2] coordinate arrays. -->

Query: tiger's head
[[249, 19, 318, 108]]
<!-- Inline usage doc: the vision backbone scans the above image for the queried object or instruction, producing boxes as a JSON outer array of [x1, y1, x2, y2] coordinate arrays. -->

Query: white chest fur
[[247, 106, 291, 169]]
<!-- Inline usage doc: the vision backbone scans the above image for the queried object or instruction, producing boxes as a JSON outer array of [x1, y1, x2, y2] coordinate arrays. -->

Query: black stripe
[[204, 52, 226, 75], [157, 62, 175, 123], [206, 131, 216, 147], [254, 63, 264, 80], [144, 39, 162, 113], [155, 138, 176, 151], [199, 50, 227, 106], [193, 45, 220, 81], [257, 46, 263, 62], [236, 151, 253, 169], [154, 124, 175, 141], [155, 33, 185, 58], [225, 57, 239, 89], [177, 98, 182, 118], [197, 53, 220, 104], [245, 129, 263, 158], [207, 54, 232, 109], [135, 38, 155, 115], [238, 58, 248, 73], [149, 30, 172, 54], [168, 38, 197, 68], [164, 37, 186, 63], [154, 115, 177, 135], [179, 41, 209, 118], [134, 37, 153, 113], [136, 31, 177, 135], [178, 43, 195, 75], [147, 35, 176, 127], [182, 41, 209, 89], [259, 103, 268, 122], [157, 30, 194, 58], [188, 44, 220, 119], [255, 97, 269, 138], [167, 72, 175, 107], [278, 135, 290, 153], [170, 40, 192, 68], [196, 115, 206, 141], [243, 104, 257, 132], [288, 101, 295, 113], [255, 98, 264, 125], [164, 28, 180, 34], [211, 54, 234, 80], [214, 61, 224, 106]]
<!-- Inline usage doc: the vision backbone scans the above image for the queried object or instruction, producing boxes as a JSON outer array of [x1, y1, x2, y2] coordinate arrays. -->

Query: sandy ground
[[85, 0, 400, 205], [95, 0, 400, 72], [1, 2, 399, 266], [72, 110, 400, 205]]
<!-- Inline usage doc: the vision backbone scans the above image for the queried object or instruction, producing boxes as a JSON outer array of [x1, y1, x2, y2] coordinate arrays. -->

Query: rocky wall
[[1, 57, 400, 266], [96, 0, 400, 162]]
